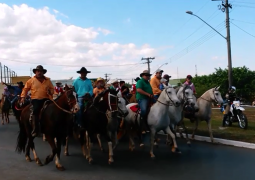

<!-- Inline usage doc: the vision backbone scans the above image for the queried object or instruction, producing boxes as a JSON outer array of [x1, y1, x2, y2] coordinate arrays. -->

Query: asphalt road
[[0, 116, 254, 180]]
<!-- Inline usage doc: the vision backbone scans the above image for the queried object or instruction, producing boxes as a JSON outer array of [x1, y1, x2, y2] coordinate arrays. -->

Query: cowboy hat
[[111, 79, 119, 84], [77, 67, 91, 74], [55, 81, 62, 84], [140, 70, 152, 77], [33, 65, 47, 74], [134, 77, 140, 82], [187, 75, 193, 79], [95, 77, 105, 84]]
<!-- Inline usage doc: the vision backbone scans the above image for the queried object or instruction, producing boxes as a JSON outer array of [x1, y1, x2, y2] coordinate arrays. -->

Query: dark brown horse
[[78, 88, 119, 164], [15, 85, 79, 171], [1, 94, 11, 125]]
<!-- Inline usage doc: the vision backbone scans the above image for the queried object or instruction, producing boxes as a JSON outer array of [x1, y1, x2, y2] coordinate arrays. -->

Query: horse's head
[[211, 86, 223, 105], [63, 84, 79, 113], [177, 84, 195, 105], [161, 84, 181, 107]]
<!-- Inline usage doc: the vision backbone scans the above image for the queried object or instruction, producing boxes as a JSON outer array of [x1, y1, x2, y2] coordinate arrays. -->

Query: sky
[[0, 0, 254, 83]]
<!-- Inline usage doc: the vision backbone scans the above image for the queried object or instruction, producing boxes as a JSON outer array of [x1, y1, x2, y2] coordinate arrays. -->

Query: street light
[[152, 63, 168, 74], [186, 10, 233, 88]]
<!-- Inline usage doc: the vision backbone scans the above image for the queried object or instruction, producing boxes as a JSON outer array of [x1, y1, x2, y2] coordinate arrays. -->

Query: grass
[[182, 107, 255, 143]]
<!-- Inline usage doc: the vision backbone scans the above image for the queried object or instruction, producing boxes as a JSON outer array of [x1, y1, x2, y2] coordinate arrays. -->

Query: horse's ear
[[163, 83, 167, 88], [216, 86, 220, 90]]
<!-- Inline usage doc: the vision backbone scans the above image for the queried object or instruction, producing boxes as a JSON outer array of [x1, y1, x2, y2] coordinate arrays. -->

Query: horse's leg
[[105, 131, 114, 164], [43, 134, 47, 141], [113, 131, 119, 150], [126, 124, 135, 151], [96, 134, 104, 152], [2, 110, 4, 125], [179, 119, 191, 145], [30, 139, 43, 166], [149, 128, 156, 158], [55, 137, 65, 171], [191, 119, 199, 140], [25, 137, 32, 162], [86, 131, 93, 164], [64, 136, 69, 156], [165, 126, 181, 153], [206, 119, 214, 143], [79, 131, 88, 159], [44, 135, 57, 165]]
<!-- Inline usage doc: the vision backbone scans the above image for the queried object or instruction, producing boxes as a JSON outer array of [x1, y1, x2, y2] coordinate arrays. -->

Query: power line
[[0, 57, 142, 67], [141, 57, 155, 73], [231, 22, 255, 38], [231, 18, 255, 25]]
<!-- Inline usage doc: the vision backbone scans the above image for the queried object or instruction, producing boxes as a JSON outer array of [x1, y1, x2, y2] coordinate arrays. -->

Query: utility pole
[[104, 73, 111, 82], [213, 0, 233, 87], [195, 65, 198, 77], [141, 57, 155, 73]]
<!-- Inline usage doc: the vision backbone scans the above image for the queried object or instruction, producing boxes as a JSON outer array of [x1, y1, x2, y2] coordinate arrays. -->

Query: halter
[[199, 87, 219, 103], [179, 85, 194, 105], [156, 87, 180, 107]]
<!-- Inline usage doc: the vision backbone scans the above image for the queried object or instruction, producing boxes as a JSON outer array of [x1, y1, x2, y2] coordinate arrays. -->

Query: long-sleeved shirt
[[184, 81, 196, 94], [7, 85, 23, 96], [21, 76, 54, 100], [150, 76, 162, 95], [93, 87, 105, 97], [72, 77, 93, 98]]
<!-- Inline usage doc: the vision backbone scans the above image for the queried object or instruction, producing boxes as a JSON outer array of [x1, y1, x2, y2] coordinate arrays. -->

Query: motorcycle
[[221, 100, 248, 129]]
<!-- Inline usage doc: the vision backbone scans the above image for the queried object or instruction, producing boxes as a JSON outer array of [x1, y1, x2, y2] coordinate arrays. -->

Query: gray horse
[[178, 86, 223, 143]]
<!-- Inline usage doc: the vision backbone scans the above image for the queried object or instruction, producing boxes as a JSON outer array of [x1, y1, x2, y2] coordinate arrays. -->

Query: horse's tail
[[15, 120, 27, 154]]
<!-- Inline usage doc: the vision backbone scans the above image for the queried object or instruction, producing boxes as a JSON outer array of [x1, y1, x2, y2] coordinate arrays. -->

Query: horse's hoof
[[35, 158, 43, 166], [44, 157, 51, 165], [108, 160, 114, 165], [56, 165, 66, 171], [150, 154, 156, 159], [64, 152, 69, 156], [175, 148, 182, 154], [89, 159, 93, 164], [26, 156, 32, 162], [139, 143, 144, 148]]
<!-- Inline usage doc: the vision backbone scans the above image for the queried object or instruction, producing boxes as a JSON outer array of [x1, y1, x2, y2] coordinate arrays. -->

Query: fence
[[0, 62, 18, 84]]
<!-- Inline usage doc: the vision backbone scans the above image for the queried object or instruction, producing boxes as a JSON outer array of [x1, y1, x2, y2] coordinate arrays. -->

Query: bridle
[[178, 85, 194, 105], [199, 88, 219, 104], [156, 87, 180, 107]]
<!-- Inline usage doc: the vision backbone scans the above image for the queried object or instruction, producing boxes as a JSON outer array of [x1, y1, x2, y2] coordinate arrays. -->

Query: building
[[0, 76, 31, 95]]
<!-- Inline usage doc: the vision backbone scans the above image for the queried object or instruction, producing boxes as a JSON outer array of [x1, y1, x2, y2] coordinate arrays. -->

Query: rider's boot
[[31, 115, 39, 137], [140, 116, 150, 133], [222, 114, 228, 127]]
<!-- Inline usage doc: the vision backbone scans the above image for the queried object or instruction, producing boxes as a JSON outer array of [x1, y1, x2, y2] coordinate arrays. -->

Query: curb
[[158, 131, 255, 150]]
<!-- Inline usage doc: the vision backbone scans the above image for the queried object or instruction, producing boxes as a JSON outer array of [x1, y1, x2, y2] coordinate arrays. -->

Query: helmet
[[229, 86, 236, 93]]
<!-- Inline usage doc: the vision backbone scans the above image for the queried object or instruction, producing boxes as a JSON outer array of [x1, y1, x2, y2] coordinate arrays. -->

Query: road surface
[[0, 116, 254, 180]]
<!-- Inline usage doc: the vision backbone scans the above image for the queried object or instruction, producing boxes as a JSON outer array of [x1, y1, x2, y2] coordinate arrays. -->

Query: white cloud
[[53, 8, 68, 18], [0, 3, 156, 81]]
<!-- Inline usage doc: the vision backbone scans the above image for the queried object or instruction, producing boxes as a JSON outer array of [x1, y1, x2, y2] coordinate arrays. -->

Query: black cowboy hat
[[17, 81, 24, 85], [134, 77, 140, 82], [77, 67, 91, 74], [33, 65, 47, 74], [140, 70, 152, 77]]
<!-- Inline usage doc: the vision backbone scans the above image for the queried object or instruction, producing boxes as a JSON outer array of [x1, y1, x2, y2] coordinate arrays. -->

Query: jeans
[[153, 95, 159, 103], [76, 97, 84, 126], [31, 99, 49, 116], [138, 99, 149, 118]]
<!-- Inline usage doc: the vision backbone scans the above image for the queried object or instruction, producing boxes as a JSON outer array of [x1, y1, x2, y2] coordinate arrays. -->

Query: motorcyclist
[[222, 86, 237, 127]]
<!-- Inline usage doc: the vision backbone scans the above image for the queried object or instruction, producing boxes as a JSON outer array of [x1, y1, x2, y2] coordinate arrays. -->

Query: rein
[[156, 87, 179, 107]]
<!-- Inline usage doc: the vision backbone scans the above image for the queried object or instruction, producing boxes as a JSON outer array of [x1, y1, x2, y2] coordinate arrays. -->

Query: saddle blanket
[[129, 104, 140, 113]]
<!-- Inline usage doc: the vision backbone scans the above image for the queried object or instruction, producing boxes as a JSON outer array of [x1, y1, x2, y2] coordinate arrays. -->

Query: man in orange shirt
[[93, 77, 106, 97], [20, 65, 54, 137], [150, 69, 163, 102]]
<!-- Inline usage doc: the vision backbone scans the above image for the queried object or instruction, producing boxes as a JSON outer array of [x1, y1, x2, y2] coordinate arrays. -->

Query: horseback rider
[[20, 65, 54, 137], [184, 75, 196, 94], [150, 69, 163, 101], [120, 80, 130, 98], [131, 77, 140, 94], [110, 79, 120, 91], [1, 81, 24, 106], [136, 70, 153, 133], [54, 81, 63, 94], [93, 77, 106, 97], [72, 67, 93, 129], [159, 74, 171, 90], [159, 78, 168, 90], [222, 86, 237, 127]]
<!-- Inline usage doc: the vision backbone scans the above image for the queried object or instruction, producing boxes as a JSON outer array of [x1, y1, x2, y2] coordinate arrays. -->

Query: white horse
[[163, 84, 199, 145], [96, 93, 128, 151], [178, 86, 223, 143], [125, 84, 181, 158]]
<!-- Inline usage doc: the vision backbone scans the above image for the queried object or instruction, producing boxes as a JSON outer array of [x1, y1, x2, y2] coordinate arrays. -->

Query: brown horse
[[15, 85, 79, 171], [78, 88, 119, 164], [1, 94, 11, 125]]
